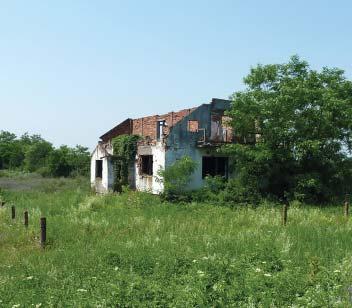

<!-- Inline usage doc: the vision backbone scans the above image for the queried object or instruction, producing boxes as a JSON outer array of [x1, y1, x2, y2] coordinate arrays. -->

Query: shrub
[[158, 156, 197, 201]]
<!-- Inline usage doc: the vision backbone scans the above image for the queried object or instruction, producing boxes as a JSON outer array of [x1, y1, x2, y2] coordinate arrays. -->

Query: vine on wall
[[112, 134, 140, 192]]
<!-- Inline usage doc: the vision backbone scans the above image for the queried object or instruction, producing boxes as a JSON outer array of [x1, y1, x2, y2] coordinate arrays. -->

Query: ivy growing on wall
[[112, 134, 140, 192]]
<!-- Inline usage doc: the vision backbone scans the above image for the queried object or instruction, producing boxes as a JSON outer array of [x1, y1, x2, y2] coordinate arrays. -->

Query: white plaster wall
[[135, 142, 165, 194], [90, 144, 113, 193]]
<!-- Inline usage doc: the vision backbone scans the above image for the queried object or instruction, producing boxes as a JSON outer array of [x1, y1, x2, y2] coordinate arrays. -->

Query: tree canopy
[[0, 131, 90, 177], [225, 56, 352, 203]]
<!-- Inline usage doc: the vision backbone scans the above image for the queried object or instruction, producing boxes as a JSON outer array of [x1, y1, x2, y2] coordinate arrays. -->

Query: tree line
[[0, 131, 90, 177]]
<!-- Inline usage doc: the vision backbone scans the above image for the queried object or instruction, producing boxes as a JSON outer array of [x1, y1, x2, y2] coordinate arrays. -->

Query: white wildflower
[[12, 305, 20, 308], [26, 276, 33, 280], [334, 270, 341, 273], [197, 270, 205, 277], [36, 304, 42, 308], [77, 289, 88, 292], [114, 266, 119, 271], [264, 273, 272, 277], [255, 268, 262, 272], [192, 259, 197, 263]]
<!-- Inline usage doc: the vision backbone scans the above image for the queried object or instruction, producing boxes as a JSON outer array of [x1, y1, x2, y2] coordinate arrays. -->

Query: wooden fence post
[[40, 217, 46, 248], [282, 201, 288, 226], [11, 206, 15, 219], [344, 194, 350, 217], [24, 211, 29, 228]]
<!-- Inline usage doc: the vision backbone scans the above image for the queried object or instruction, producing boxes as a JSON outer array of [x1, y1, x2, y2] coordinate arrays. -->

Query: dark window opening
[[157, 120, 166, 140], [95, 160, 103, 178], [141, 155, 153, 175], [202, 156, 228, 178]]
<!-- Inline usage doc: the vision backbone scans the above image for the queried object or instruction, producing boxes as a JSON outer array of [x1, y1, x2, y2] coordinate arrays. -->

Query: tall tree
[[225, 56, 352, 203]]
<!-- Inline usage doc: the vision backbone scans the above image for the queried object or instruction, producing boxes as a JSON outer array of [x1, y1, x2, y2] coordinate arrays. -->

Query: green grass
[[0, 176, 352, 307]]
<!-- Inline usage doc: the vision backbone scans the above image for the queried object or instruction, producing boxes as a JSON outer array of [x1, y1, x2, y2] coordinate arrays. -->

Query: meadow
[[0, 175, 352, 307]]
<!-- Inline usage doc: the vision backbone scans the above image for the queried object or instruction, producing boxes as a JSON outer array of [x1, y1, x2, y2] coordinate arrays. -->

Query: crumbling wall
[[165, 99, 233, 190], [100, 119, 133, 143], [135, 142, 165, 194], [132, 108, 196, 142]]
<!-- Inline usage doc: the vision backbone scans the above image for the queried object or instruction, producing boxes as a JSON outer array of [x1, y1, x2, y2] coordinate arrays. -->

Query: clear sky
[[1, 0, 351, 150]]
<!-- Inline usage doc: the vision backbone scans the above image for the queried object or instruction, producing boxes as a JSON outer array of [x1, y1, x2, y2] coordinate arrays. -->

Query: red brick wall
[[100, 107, 197, 144], [100, 119, 132, 142], [132, 108, 196, 141]]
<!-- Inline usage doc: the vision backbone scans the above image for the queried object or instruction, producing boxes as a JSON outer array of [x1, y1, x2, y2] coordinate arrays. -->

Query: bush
[[158, 156, 198, 201]]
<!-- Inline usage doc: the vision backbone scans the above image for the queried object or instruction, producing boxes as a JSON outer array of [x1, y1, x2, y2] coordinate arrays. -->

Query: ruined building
[[91, 98, 234, 193]]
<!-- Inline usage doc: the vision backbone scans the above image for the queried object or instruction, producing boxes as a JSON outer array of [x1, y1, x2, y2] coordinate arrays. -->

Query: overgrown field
[[0, 176, 352, 307]]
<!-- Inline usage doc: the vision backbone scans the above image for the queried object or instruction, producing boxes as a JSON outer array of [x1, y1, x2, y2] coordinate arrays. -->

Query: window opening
[[95, 160, 103, 178], [141, 155, 153, 175], [202, 156, 228, 178]]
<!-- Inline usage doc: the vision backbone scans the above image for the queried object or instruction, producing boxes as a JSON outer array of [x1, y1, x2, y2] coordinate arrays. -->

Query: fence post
[[0, 201, 5, 207], [344, 194, 350, 217], [282, 201, 288, 226], [11, 206, 15, 219], [24, 211, 29, 228], [40, 217, 46, 248]]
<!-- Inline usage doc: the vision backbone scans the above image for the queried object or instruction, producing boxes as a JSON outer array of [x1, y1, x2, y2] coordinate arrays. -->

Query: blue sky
[[1, 0, 351, 149]]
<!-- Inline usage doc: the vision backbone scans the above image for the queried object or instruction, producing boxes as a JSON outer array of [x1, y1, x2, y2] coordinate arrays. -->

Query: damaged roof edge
[[99, 118, 133, 142], [98, 98, 231, 143]]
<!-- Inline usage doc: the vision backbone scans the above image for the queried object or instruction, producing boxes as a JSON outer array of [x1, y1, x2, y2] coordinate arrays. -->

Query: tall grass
[[0, 176, 352, 306]]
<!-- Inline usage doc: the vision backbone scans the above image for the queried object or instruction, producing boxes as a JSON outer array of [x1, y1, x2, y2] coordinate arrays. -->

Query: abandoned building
[[91, 98, 235, 194]]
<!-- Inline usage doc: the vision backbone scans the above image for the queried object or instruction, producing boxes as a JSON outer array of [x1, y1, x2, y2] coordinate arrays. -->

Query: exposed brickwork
[[100, 119, 132, 143], [132, 108, 196, 141], [99, 108, 197, 143]]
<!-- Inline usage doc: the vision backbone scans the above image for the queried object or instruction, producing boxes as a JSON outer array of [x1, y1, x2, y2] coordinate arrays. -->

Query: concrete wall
[[165, 99, 232, 190], [90, 144, 114, 193], [135, 142, 165, 194], [165, 145, 231, 190]]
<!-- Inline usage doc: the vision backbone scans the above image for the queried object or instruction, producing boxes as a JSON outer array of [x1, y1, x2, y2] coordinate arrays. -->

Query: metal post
[[40, 217, 46, 248], [11, 206, 15, 219]]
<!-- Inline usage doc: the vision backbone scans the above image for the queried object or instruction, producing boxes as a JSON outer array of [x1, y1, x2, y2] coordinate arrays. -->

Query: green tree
[[225, 56, 352, 203], [24, 140, 53, 172], [0, 131, 24, 169], [48, 146, 72, 177], [48, 145, 90, 177]]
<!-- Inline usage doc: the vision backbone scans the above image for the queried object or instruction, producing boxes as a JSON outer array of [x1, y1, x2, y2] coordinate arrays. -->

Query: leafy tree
[[68, 145, 91, 176], [24, 140, 53, 172], [0, 131, 23, 169], [48, 145, 91, 177], [225, 56, 352, 203], [48, 146, 72, 177]]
